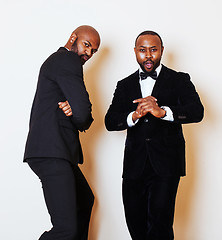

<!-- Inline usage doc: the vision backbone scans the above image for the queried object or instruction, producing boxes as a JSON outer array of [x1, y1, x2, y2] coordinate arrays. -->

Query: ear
[[70, 33, 77, 44], [161, 46, 164, 55]]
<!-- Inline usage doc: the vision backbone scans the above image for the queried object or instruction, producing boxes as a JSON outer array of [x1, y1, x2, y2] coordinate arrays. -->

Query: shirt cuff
[[127, 111, 139, 127], [160, 106, 174, 121]]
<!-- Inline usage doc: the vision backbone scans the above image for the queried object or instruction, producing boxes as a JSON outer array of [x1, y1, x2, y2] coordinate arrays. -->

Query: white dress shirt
[[127, 64, 174, 127]]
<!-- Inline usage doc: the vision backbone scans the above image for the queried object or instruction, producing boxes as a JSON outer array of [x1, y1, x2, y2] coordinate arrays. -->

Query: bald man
[[24, 25, 100, 240]]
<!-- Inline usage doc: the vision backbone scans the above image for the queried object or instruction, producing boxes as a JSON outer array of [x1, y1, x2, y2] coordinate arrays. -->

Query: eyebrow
[[85, 41, 92, 46], [138, 45, 157, 48]]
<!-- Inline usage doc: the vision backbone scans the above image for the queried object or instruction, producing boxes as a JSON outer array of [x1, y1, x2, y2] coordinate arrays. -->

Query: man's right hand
[[58, 101, 73, 117]]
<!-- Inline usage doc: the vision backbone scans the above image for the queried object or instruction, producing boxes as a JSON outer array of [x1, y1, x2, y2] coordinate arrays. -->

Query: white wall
[[0, 0, 221, 239]]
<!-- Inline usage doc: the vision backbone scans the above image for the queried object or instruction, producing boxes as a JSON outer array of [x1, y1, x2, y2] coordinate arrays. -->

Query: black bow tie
[[140, 71, 157, 80]]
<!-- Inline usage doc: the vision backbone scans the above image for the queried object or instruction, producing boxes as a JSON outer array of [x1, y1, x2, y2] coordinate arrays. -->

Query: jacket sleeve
[[56, 54, 93, 131], [169, 73, 204, 124], [105, 81, 132, 131]]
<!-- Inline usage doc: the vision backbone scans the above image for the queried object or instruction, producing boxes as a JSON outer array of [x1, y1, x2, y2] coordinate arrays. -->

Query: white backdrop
[[1, 0, 222, 239]]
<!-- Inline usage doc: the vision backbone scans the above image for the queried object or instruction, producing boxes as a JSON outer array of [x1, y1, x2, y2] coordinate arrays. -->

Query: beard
[[140, 59, 161, 73], [71, 41, 88, 65]]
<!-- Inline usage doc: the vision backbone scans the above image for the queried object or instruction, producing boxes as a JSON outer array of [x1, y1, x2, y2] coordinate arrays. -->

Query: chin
[[144, 68, 153, 73]]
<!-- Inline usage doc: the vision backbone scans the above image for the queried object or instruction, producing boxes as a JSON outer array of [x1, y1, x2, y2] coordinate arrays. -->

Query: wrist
[[132, 112, 138, 122], [160, 106, 167, 118]]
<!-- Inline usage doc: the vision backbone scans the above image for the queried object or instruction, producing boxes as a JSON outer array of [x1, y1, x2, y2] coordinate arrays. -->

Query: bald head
[[65, 25, 100, 64], [73, 25, 100, 44]]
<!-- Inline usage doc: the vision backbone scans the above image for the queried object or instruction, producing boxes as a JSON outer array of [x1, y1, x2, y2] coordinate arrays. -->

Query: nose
[[145, 50, 152, 59]]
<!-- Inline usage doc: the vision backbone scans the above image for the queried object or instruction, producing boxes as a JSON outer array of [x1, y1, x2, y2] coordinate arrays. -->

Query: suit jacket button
[[146, 138, 151, 142], [144, 118, 149, 123]]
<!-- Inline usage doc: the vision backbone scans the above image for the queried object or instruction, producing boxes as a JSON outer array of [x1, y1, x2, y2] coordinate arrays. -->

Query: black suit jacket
[[24, 47, 93, 164], [105, 65, 204, 178]]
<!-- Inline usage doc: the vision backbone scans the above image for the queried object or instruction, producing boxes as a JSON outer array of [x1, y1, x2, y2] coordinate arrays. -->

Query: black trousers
[[122, 160, 180, 240], [27, 158, 94, 240]]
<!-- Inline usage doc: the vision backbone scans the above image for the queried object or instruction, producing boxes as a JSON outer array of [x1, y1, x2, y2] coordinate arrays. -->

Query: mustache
[[144, 59, 154, 64]]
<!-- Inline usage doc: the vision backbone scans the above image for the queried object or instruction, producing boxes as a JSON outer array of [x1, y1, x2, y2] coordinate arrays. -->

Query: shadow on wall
[[175, 92, 209, 240], [79, 47, 110, 240], [164, 52, 207, 240], [165, 51, 196, 239], [174, 124, 198, 240]]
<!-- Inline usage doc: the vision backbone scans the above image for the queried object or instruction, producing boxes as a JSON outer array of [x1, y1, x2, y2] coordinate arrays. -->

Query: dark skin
[[60, 34, 166, 120], [132, 35, 166, 122], [58, 100, 72, 116], [59, 25, 100, 116]]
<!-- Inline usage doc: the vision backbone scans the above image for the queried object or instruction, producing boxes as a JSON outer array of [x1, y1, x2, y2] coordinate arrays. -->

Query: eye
[[84, 42, 90, 47], [151, 48, 157, 52], [139, 48, 145, 52]]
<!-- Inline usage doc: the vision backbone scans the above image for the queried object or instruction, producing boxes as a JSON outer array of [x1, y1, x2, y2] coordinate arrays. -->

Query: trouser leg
[[122, 178, 148, 240], [146, 175, 180, 240], [28, 158, 94, 240], [122, 159, 180, 240], [72, 165, 94, 240]]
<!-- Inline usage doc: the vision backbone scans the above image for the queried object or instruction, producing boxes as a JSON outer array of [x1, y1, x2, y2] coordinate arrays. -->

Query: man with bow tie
[[105, 31, 204, 240]]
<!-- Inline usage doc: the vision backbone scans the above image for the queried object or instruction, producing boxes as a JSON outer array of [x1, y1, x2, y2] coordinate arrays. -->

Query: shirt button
[[144, 118, 149, 123]]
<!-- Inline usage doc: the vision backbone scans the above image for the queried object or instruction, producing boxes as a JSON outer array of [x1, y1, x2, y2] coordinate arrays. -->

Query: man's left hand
[[58, 101, 73, 116]]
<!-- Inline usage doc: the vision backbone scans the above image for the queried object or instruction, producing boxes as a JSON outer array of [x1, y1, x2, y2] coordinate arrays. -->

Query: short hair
[[135, 31, 163, 47]]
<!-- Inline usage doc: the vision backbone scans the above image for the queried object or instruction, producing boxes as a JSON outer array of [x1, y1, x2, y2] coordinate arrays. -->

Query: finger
[[58, 102, 63, 107], [133, 99, 143, 104], [135, 102, 144, 115], [143, 96, 157, 102], [64, 108, 71, 113], [133, 108, 142, 118], [137, 102, 153, 109], [140, 106, 151, 115], [65, 110, 73, 116], [64, 107, 71, 112], [134, 111, 142, 118], [133, 96, 157, 103], [58, 102, 68, 108], [66, 112, 72, 116], [150, 96, 157, 101], [65, 101, 71, 109]]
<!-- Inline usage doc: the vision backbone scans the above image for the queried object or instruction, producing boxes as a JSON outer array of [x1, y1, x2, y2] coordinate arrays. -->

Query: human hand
[[132, 96, 165, 121], [58, 101, 73, 116]]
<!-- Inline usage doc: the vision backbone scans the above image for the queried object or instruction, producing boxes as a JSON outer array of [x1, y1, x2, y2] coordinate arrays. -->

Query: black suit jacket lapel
[[129, 70, 143, 101], [152, 65, 169, 98]]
